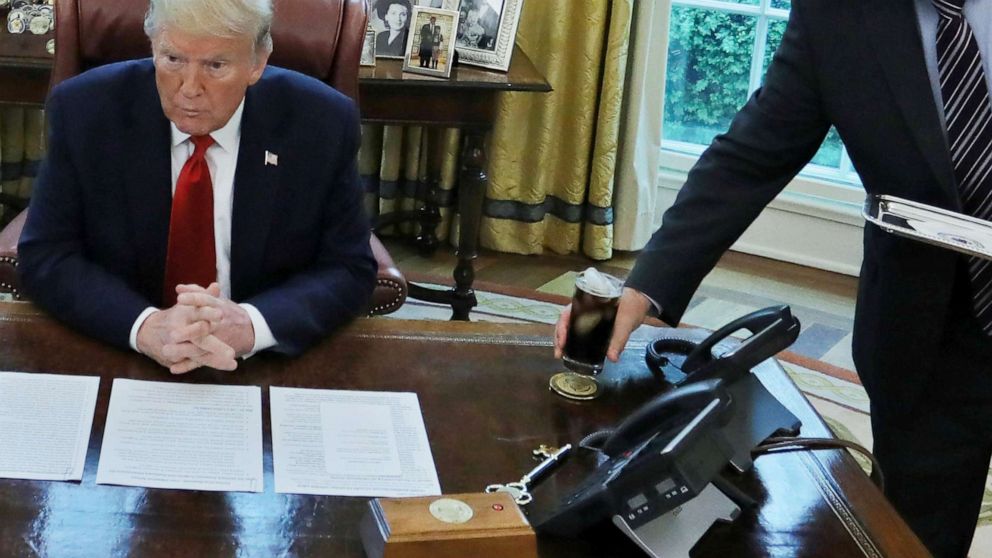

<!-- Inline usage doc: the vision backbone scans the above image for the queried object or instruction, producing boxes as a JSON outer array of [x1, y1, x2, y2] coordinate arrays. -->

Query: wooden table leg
[[448, 129, 487, 320], [404, 128, 485, 320], [414, 127, 443, 257]]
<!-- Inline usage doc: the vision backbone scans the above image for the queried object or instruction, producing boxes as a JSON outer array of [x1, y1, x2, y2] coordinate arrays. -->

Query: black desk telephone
[[535, 306, 804, 556], [644, 304, 801, 387]]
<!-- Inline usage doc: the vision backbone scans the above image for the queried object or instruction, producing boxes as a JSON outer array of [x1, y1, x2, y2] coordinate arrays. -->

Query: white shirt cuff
[[129, 307, 159, 352], [641, 292, 662, 318], [239, 303, 277, 358]]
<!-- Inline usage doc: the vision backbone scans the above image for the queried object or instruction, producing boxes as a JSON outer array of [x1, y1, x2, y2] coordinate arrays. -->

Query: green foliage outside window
[[664, 6, 845, 172], [664, 7, 755, 144]]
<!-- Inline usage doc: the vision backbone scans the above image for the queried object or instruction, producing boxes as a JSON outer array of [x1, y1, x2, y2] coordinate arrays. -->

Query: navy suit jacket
[[626, 0, 966, 421], [18, 60, 377, 356]]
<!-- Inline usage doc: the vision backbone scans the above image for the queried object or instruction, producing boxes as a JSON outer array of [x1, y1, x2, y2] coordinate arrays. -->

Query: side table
[[360, 46, 551, 319]]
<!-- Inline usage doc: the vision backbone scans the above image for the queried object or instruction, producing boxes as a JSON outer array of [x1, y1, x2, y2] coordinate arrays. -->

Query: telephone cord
[[752, 436, 884, 492]]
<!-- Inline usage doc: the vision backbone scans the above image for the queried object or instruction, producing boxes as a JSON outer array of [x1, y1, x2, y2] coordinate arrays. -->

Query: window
[[661, 0, 861, 190]]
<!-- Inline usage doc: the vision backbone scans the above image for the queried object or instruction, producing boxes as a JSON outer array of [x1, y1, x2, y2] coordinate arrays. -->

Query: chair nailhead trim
[[369, 278, 406, 315], [0, 257, 19, 300]]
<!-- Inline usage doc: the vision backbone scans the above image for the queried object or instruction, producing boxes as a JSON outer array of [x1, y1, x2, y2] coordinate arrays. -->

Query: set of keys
[[485, 444, 572, 505]]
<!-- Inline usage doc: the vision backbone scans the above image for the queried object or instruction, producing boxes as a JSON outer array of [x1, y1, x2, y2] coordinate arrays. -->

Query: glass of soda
[[552, 268, 625, 400]]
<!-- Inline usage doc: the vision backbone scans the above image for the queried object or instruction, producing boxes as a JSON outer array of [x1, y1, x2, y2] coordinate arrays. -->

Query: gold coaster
[[549, 372, 599, 400]]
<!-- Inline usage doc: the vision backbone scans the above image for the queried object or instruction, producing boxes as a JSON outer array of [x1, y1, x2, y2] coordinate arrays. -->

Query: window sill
[[656, 156, 866, 276]]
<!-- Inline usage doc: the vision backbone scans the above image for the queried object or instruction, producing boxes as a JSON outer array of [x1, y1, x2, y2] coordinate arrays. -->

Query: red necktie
[[162, 135, 216, 306]]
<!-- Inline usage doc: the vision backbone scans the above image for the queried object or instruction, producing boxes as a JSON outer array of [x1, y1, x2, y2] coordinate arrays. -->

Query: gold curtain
[[0, 106, 45, 225], [360, 0, 634, 261], [484, 0, 633, 260]]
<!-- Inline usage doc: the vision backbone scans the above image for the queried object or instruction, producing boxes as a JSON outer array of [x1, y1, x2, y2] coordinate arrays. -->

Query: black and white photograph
[[453, 0, 523, 71], [402, 7, 459, 79], [360, 28, 376, 66], [370, 0, 412, 58], [455, 0, 501, 51]]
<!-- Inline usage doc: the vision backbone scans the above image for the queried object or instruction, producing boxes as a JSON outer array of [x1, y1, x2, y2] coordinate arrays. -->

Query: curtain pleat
[[0, 106, 45, 225], [483, 0, 633, 260]]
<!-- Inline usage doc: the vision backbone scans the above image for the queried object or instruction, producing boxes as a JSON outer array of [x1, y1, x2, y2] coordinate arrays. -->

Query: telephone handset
[[599, 379, 731, 457], [534, 379, 737, 537], [646, 305, 800, 386]]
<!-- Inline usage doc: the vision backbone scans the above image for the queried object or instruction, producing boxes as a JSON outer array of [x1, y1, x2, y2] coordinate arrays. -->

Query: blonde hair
[[144, 0, 274, 55]]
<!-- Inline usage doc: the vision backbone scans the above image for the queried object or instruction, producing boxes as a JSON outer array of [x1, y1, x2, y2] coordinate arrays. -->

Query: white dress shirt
[[128, 99, 277, 356]]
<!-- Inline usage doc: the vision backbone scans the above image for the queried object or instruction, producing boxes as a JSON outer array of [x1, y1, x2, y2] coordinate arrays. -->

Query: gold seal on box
[[549, 372, 599, 400], [428, 498, 474, 524]]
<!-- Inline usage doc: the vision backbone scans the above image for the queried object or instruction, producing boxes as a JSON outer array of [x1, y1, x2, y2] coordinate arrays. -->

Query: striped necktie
[[933, 0, 992, 333]]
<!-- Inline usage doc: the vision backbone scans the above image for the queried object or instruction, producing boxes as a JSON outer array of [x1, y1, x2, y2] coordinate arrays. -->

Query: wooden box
[[360, 492, 538, 558]]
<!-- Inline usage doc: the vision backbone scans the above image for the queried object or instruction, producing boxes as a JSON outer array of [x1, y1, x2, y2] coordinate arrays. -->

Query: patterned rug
[[384, 277, 992, 557]]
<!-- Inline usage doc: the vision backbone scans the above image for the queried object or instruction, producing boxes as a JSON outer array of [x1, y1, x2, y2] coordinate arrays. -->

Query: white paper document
[[96, 379, 263, 492], [0, 371, 100, 481], [270, 387, 441, 497]]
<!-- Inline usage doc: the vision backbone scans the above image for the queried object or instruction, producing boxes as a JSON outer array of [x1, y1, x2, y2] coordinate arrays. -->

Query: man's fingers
[[163, 336, 237, 372], [190, 334, 236, 363], [175, 283, 209, 294], [176, 282, 222, 297], [161, 340, 207, 363], [189, 335, 238, 371], [554, 304, 571, 359], [177, 291, 223, 308], [606, 320, 636, 363], [606, 288, 653, 362], [170, 358, 202, 375], [170, 320, 212, 343]]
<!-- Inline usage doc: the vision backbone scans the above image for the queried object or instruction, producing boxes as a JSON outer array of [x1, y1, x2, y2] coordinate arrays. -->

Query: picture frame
[[402, 7, 459, 79], [360, 28, 377, 66], [415, 0, 459, 8], [453, 0, 523, 72], [370, 0, 414, 59]]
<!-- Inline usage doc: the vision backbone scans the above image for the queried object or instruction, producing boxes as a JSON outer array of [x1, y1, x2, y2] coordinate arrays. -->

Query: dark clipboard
[[863, 194, 992, 260]]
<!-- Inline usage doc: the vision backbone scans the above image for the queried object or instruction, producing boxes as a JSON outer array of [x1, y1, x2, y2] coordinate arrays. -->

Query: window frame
[[661, 0, 863, 207]]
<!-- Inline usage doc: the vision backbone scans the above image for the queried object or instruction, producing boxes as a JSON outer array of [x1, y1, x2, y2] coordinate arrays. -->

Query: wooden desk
[[0, 302, 928, 557], [360, 48, 551, 320]]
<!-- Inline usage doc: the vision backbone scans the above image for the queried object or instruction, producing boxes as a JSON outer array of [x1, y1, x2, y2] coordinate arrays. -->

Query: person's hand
[[136, 295, 236, 374], [606, 287, 653, 362], [175, 283, 256, 359], [554, 287, 653, 363]]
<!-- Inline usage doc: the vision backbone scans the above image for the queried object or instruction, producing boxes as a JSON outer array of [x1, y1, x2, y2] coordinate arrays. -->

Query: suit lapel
[[230, 82, 281, 300], [123, 65, 173, 301], [863, 0, 958, 207]]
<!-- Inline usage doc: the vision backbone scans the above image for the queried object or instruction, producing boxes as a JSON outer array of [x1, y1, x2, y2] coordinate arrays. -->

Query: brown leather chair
[[0, 0, 407, 315]]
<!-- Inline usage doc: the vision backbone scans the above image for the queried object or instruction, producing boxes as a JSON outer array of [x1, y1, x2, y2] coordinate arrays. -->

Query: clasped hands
[[136, 283, 255, 374]]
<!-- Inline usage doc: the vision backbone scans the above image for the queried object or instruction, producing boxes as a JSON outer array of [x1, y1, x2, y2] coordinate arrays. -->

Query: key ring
[[484, 482, 533, 505]]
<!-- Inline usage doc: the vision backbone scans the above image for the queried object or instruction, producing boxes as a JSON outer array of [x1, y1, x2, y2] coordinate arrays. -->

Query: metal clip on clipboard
[[863, 194, 992, 260]]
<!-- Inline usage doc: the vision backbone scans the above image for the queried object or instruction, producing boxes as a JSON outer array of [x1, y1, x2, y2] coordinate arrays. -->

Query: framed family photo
[[453, 0, 523, 72], [370, 0, 413, 59], [415, 0, 459, 8], [402, 7, 459, 79]]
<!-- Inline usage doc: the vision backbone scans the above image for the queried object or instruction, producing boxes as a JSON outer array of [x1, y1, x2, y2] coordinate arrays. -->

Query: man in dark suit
[[419, 16, 439, 68], [18, 0, 376, 374], [555, 1, 992, 556]]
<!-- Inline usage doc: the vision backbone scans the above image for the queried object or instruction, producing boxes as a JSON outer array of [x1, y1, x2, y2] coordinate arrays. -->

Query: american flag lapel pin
[[264, 150, 279, 166]]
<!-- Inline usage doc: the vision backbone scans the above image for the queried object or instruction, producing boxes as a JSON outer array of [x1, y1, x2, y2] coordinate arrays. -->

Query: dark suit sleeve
[[18, 88, 154, 348], [626, 3, 831, 326], [244, 101, 376, 356]]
